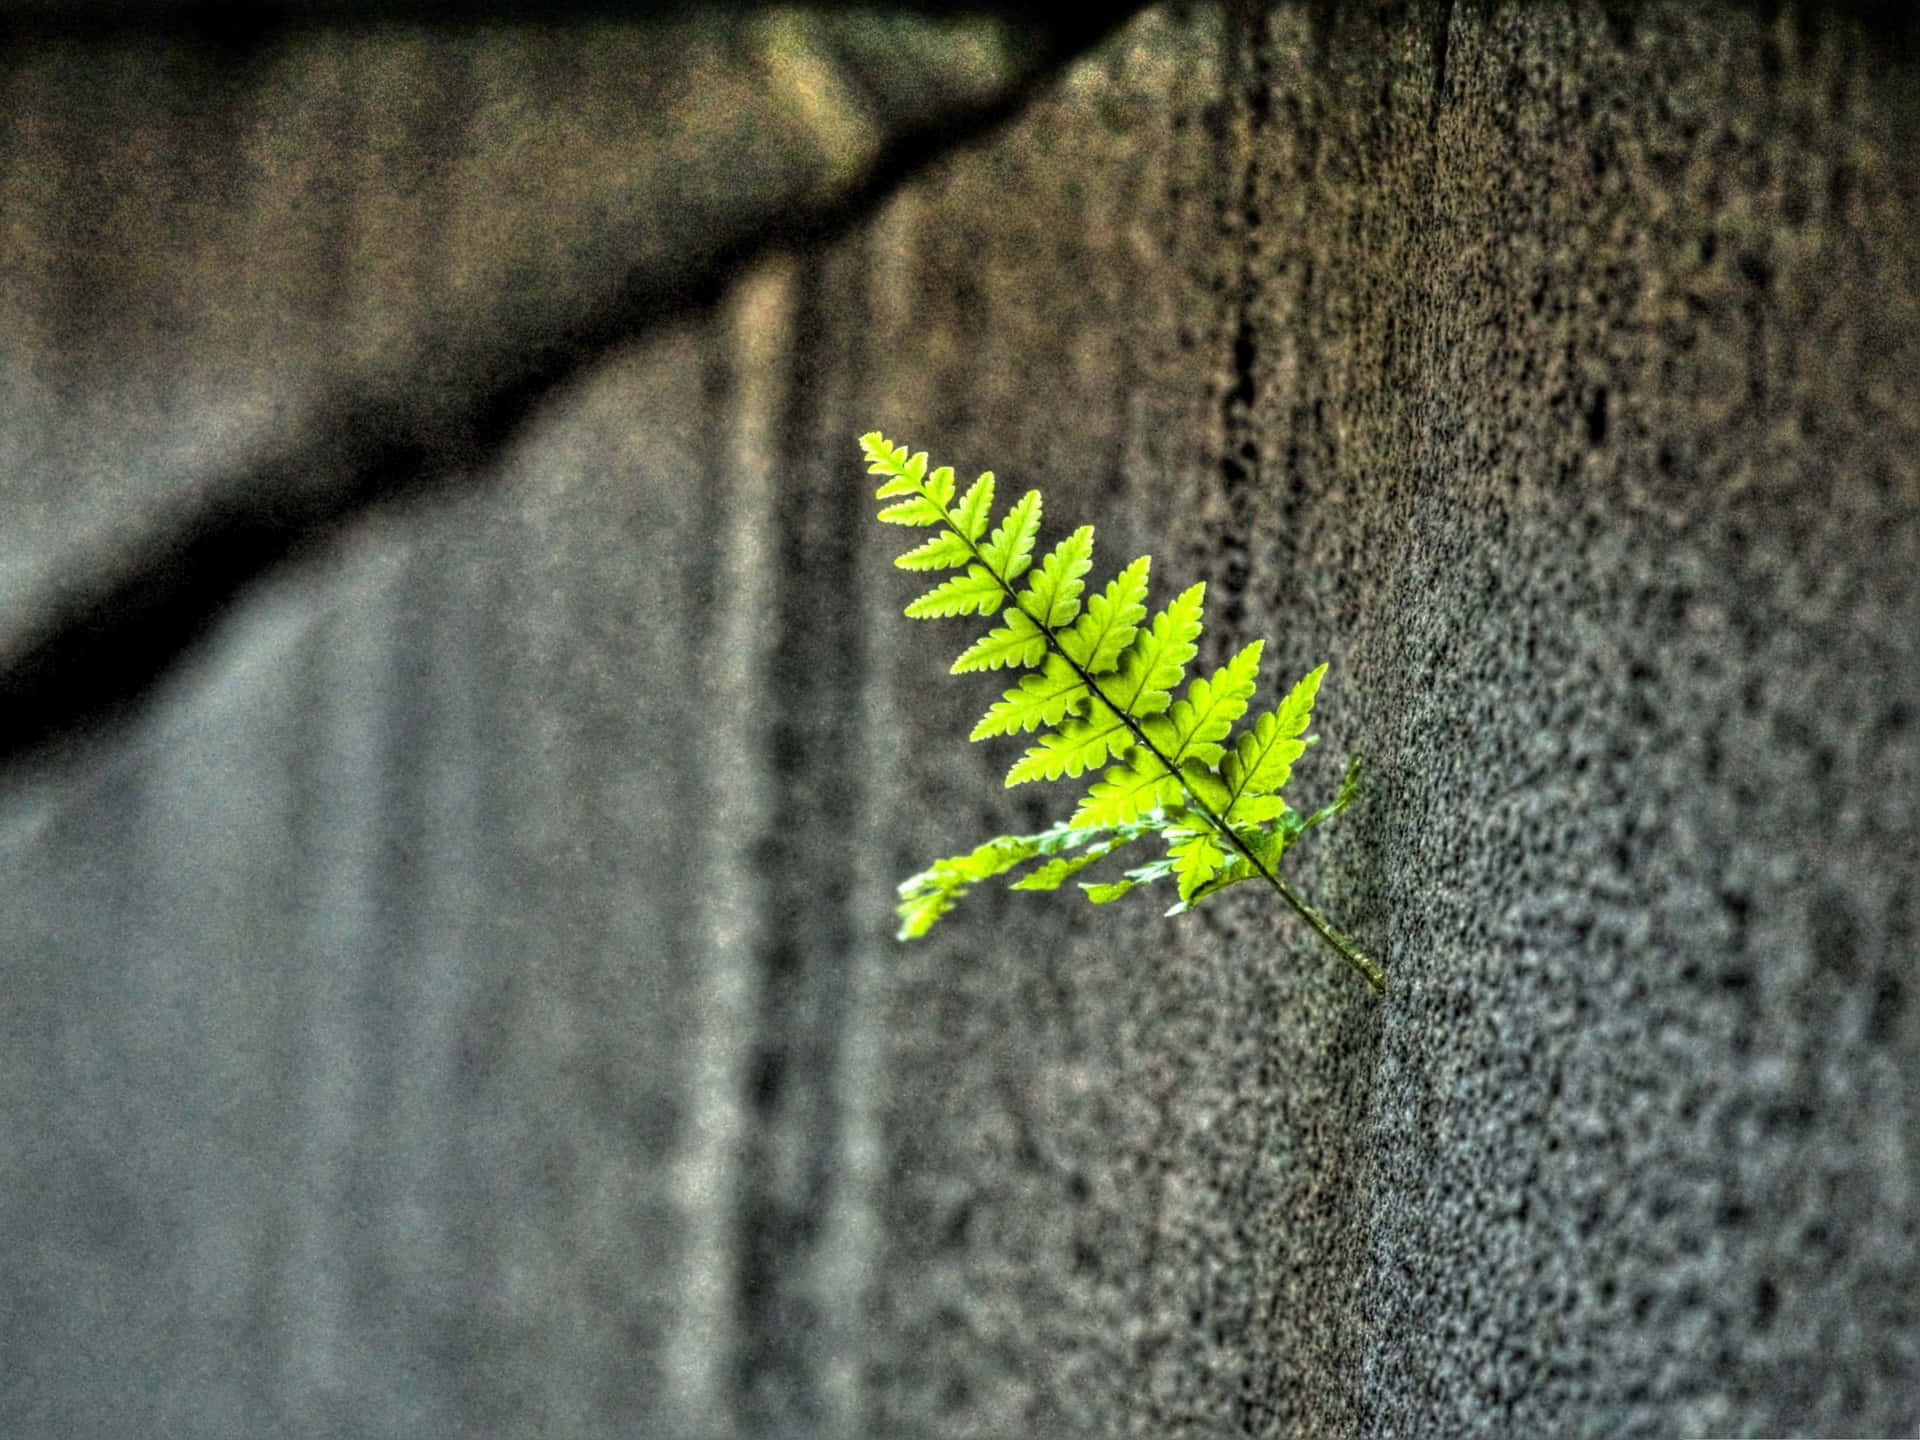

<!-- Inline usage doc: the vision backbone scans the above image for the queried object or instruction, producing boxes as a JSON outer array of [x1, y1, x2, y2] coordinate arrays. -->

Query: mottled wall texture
[[2, 4, 1915, 1437]]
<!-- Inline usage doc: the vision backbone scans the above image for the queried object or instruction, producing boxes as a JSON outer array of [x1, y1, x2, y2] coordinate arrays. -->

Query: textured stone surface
[[1, 4, 1916, 1437]]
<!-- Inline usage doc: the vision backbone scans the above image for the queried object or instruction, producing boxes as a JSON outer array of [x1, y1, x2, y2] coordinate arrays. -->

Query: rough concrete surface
[[1, 3, 1915, 1437]]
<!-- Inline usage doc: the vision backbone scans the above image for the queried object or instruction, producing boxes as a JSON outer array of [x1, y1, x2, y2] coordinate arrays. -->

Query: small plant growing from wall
[[862, 432, 1384, 995]]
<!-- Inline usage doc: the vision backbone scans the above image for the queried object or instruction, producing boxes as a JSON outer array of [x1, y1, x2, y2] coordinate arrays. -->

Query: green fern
[[863, 432, 1384, 995]]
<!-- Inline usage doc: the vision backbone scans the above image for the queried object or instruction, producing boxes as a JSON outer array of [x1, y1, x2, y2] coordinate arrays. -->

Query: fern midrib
[[919, 474, 1383, 994]]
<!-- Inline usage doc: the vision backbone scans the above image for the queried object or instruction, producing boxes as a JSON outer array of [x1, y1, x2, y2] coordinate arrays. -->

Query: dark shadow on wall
[[0, 4, 1148, 770]]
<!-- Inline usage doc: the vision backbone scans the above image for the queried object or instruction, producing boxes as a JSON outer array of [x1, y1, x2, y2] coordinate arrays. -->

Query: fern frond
[[1007, 826, 1144, 891], [1174, 759, 1230, 813], [895, 831, 1046, 940], [876, 494, 947, 526], [876, 462, 955, 525], [1018, 525, 1095, 629], [1139, 639, 1263, 769], [994, 561, 1192, 792], [897, 814, 1154, 935], [1219, 662, 1325, 824], [863, 434, 921, 493], [979, 489, 1043, 585], [1169, 821, 1287, 911], [860, 431, 1383, 994], [953, 472, 995, 541], [904, 566, 1004, 619], [1071, 749, 1182, 828], [1103, 582, 1206, 719], [1081, 851, 1177, 905], [894, 530, 973, 571], [1299, 754, 1362, 834], [970, 654, 1088, 739], [1002, 706, 1131, 785], [1169, 830, 1226, 903], [950, 610, 1045, 673], [1061, 555, 1150, 673]]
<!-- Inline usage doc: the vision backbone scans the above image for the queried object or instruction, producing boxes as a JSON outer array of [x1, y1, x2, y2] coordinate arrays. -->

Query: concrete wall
[[1, 4, 1914, 1436]]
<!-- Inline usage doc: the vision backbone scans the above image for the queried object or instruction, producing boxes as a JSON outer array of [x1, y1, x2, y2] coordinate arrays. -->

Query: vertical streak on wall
[[813, 237, 883, 1438], [374, 542, 483, 1430], [816, 197, 927, 1436], [255, 532, 483, 1432], [666, 260, 791, 1434], [277, 544, 405, 1414], [1214, 0, 1272, 511], [735, 249, 868, 1435]]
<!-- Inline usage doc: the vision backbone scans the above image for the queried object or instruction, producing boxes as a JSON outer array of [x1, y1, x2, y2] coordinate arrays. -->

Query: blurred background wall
[[1, 3, 1915, 1436]]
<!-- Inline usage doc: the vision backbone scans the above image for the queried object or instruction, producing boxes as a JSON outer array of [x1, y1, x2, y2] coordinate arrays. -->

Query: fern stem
[[1264, 874, 1386, 996], [906, 463, 1383, 995], [1083, 669, 1383, 994]]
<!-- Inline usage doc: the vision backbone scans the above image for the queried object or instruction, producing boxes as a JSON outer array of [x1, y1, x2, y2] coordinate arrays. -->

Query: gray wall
[[2, 4, 1915, 1436]]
